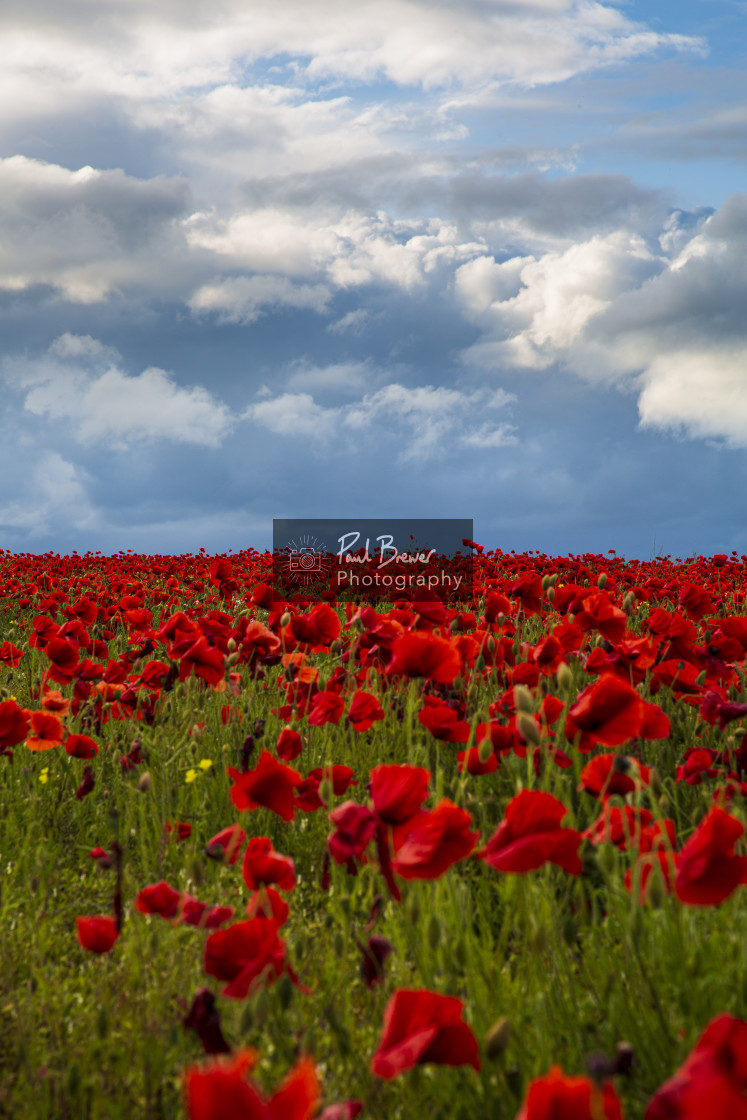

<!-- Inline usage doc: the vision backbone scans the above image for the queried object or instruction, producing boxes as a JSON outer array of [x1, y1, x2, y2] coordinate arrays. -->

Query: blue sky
[[1, 0, 745, 560]]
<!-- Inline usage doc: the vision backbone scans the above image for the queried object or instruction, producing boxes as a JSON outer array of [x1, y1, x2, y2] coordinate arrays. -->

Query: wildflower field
[[1, 544, 746, 1119]]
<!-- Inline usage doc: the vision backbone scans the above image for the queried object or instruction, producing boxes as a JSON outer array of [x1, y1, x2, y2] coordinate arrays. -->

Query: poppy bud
[[407, 893, 420, 926], [645, 865, 666, 909], [240, 1001, 254, 1034], [478, 737, 493, 764], [596, 843, 617, 878], [696, 670, 706, 686], [542, 574, 551, 591], [649, 767, 662, 797], [252, 986, 270, 1029], [597, 573, 607, 589], [547, 587, 555, 603], [486, 636, 496, 652], [227, 637, 237, 653], [277, 973, 294, 1012], [225, 652, 240, 667], [615, 1041, 635, 1076], [531, 922, 548, 956], [454, 937, 467, 969], [627, 908, 643, 945], [475, 655, 486, 672], [280, 612, 291, 628], [484, 1017, 511, 1059], [330, 639, 343, 654], [556, 662, 573, 693], [514, 685, 534, 713], [318, 779, 333, 807], [137, 772, 152, 793], [517, 712, 541, 746]]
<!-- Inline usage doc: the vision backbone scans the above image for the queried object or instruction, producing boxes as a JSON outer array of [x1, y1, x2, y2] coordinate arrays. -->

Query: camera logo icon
[[289, 546, 324, 573], [285, 536, 327, 583]]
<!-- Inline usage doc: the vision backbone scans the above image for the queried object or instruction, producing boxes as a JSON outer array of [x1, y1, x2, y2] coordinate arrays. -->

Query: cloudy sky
[[1, 0, 745, 559]]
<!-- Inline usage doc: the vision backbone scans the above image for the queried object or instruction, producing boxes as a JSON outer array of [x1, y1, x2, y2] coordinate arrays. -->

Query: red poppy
[[276, 727, 303, 761], [477, 790, 582, 875], [229, 751, 302, 822], [64, 733, 99, 759], [392, 799, 480, 880], [675, 806, 747, 906], [185, 1051, 319, 1120], [676, 748, 721, 785], [347, 690, 385, 733], [0, 640, 24, 667], [510, 572, 543, 614], [43, 636, 80, 683], [183, 988, 231, 1056], [136, 880, 182, 920], [295, 765, 357, 812], [242, 838, 296, 892], [203, 917, 289, 999], [25, 710, 64, 751], [76, 915, 119, 954], [179, 637, 226, 688], [565, 674, 670, 751], [369, 764, 430, 827], [579, 753, 652, 800], [307, 690, 345, 727], [206, 825, 247, 865], [246, 888, 290, 926], [584, 805, 654, 849], [181, 898, 235, 930], [417, 696, 470, 743], [572, 591, 627, 645], [624, 821, 677, 903], [516, 1065, 624, 1120], [0, 698, 31, 748], [328, 801, 377, 867], [387, 631, 461, 683], [645, 1014, 747, 1120], [371, 989, 480, 1079], [678, 583, 718, 622], [457, 747, 499, 775], [165, 821, 193, 842]]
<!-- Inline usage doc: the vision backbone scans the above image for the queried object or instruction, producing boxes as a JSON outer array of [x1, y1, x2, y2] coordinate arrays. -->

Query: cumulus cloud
[[0, 156, 191, 301], [456, 193, 747, 447], [243, 381, 516, 461], [0, 452, 97, 537], [188, 274, 332, 323], [0, 0, 703, 116], [4, 334, 232, 448]]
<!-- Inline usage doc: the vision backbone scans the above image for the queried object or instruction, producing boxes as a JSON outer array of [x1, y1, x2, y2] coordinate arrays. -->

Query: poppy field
[[1, 543, 746, 1119]]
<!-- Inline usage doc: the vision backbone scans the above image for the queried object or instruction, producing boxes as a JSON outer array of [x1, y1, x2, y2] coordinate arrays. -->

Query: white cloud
[[0, 156, 191, 301], [0, 452, 96, 537], [457, 194, 747, 447], [188, 274, 332, 323], [243, 381, 517, 461], [5, 335, 232, 449]]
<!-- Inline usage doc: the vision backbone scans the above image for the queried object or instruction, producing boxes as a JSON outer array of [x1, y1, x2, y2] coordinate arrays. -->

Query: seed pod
[[556, 662, 573, 693], [484, 1017, 511, 1059], [426, 913, 442, 951], [517, 712, 541, 746], [514, 684, 534, 714]]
